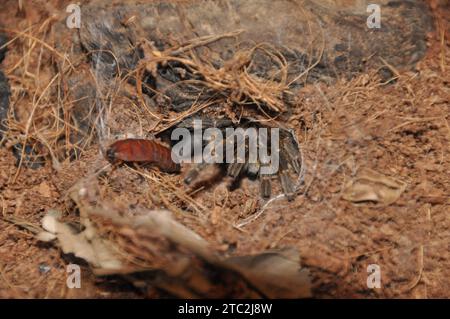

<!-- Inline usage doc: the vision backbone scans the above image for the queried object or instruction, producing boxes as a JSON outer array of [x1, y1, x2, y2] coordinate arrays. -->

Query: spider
[[158, 116, 302, 201]]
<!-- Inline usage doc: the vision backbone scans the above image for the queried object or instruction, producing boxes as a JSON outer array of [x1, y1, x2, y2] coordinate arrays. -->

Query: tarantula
[[158, 116, 302, 201]]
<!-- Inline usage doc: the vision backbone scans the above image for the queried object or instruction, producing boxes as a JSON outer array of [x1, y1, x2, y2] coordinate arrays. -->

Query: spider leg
[[260, 169, 272, 199], [280, 130, 301, 174], [283, 141, 301, 174], [227, 139, 248, 178], [278, 152, 295, 201], [184, 162, 209, 185], [227, 162, 246, 178], [247, 162, 260, 177]]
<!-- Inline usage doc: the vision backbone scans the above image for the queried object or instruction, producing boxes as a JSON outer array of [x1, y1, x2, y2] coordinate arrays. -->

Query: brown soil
[[0, 0, 449, 298]]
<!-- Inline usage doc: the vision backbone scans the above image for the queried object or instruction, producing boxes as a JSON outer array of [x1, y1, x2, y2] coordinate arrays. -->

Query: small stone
[[39, 264, 51, 274], [38, 182, 52, 198]]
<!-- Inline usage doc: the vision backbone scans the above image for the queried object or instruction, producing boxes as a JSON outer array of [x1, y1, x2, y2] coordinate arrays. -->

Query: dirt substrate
[[0, 0, 449, 298]]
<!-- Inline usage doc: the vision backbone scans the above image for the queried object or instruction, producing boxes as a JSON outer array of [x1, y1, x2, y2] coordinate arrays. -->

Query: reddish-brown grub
[[106, 138, 180, 173]]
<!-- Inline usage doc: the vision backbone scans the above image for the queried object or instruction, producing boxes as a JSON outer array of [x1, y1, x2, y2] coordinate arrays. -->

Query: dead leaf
[[225, 248, 311, 298], [37, 179, 311, 298], [38, 214, 123, 270], [342, 168, 407, 206]]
